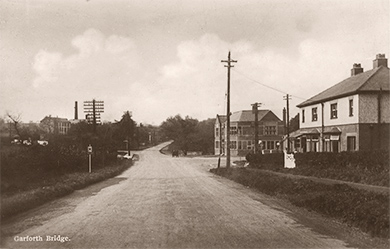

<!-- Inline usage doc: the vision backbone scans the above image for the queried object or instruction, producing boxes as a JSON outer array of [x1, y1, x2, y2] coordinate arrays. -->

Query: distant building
[[291, 54, 389, 152], [40, 116, 71, 135], [215, 110, 284, 156]]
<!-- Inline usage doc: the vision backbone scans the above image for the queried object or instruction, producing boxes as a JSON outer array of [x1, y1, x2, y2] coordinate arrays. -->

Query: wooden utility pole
[[252, 102, 262, 154], [378, 87, 382, 150], [283, 94, 291, 152], [92, 99, 97, 134], [221, 51, 237, 168], [84, 99, 104, 134]]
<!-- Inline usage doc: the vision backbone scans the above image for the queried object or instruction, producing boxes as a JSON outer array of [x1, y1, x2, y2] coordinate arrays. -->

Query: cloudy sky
[[1, 0, 389, 125]]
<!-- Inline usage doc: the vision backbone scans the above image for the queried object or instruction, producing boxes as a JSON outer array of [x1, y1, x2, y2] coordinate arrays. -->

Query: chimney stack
[[351, 63, 363, 76], [373, 54, 388, 68], [74, 101, 78, 120]]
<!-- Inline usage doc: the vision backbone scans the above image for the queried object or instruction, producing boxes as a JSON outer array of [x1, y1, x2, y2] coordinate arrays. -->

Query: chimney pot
[[373, 54, 388, 68], [351, 63, 363, 76]]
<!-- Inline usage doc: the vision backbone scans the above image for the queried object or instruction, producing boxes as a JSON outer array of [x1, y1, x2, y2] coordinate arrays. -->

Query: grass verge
[[1, 160, 133, 220], [210, 167, 389, 238]]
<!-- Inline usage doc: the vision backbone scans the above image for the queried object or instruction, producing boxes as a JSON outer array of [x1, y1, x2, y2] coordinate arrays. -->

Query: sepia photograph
[[1, 0, 389, 248]]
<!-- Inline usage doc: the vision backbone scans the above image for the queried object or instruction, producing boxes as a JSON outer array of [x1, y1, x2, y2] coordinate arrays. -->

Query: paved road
[[1, 142, 366, 248]]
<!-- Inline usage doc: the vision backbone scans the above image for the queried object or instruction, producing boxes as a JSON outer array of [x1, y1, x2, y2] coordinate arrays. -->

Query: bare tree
[[6, 112, 22, 137]]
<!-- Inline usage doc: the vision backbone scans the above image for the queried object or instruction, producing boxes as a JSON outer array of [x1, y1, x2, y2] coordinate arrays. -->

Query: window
[[330, 103, 338, 119], [230, 127, 237, 135], [312, 107, 318, 121], [266, 141, 275, 150], [349, 99, 354, 117], [230, 141, 237, 149], [347, 136, 356, 151], [238, 141, 242, 150], [302, 109, 305, 123], [215, 141, 220, 149], [215, 127, 219, 137], [264, 126, 277, 135], [247, 140, 253, 150]]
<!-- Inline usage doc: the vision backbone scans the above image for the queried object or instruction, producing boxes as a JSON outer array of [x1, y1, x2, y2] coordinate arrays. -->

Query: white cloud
[[33, 50, 62, 87], [29, 27, 389, 125], [31, 28, 140, 121]]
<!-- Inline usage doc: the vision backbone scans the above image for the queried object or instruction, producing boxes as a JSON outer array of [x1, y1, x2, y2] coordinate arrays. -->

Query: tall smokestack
[[74, 101, 78, 120]]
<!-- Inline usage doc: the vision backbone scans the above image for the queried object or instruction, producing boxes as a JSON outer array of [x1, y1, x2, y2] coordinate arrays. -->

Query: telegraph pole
[[221, 51, 237, 168], [252, 102, 262, 154], [283, 94, 291, 152], [84, 99, 104, 134], [92, 99, 97, 134]]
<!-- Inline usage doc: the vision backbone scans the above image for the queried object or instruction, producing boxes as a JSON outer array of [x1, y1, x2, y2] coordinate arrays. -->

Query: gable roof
[[230, 110, 281, 122], [216, 114, 227, 124], [297, 66, 390, 108]]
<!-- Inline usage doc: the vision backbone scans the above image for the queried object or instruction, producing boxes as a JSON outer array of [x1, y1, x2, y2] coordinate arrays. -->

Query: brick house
[[215, 110, 284, 156], [291, 54, 389, 152]]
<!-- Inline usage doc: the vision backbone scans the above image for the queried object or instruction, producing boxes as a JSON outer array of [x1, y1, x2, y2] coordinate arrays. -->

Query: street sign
[[88, 144, 93, 154]]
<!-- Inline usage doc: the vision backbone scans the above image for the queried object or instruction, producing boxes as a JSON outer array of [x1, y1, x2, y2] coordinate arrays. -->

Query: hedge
[[246, 150, 389, 186], [1, 144, 118, 196], [211, 168, 389, 238]]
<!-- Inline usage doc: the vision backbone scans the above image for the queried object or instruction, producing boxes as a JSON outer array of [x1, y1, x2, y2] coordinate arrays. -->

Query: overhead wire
[[232, 68, 307, 101]]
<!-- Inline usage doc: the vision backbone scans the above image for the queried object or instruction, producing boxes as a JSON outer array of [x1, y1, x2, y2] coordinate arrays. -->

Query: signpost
[[87, 144, 92, 173]]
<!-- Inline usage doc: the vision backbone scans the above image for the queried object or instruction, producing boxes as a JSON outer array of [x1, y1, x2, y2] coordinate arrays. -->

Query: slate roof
[[297, 66, 390, 108], [230, 110, 282, 122], [216, 114, 227, 124]]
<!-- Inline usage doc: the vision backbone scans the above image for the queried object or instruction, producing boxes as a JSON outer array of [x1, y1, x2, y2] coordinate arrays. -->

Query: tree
[[160, 115, 198, 150], [160, 115, 216, 154], [189, 118, 215, 154], [113, 111, 136, 152], [6, 112, 22, 138], [289, 113, 299, 133]]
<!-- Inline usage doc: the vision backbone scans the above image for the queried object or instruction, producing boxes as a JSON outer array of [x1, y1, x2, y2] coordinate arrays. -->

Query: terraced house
[[215, 110, 284, 156], [291, 54, 390, 152]]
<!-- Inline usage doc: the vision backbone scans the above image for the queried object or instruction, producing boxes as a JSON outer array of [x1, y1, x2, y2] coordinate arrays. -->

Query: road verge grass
[[210, 167, 389, 238], [1, 160, 133, 220]]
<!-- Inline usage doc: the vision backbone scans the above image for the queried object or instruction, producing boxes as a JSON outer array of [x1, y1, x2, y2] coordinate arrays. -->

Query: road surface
[[1, 142, 382, 248]]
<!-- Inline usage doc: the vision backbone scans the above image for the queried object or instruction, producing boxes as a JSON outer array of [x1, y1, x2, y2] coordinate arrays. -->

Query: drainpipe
[[378, 88, 382, 150]]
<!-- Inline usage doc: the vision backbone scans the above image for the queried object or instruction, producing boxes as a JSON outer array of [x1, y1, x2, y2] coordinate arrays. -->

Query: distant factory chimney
[[74, 101, 78, 120]]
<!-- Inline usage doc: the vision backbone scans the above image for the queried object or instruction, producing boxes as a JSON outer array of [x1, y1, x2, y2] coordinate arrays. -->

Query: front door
[[332, 140, 339, 152]]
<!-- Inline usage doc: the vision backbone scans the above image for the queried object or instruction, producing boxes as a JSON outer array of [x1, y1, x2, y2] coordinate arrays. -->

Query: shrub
[[211, 168, 389, 238], [246, 150, 389, 186]]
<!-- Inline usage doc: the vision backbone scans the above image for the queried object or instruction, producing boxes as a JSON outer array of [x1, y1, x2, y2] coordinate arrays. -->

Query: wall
[[359, 123, 390, 151], [359, 93, 390, 123], [300, 94, 359, 129]]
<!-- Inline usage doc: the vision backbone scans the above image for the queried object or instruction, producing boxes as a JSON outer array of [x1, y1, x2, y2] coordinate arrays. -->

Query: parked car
[[117, 151, 132, 160]]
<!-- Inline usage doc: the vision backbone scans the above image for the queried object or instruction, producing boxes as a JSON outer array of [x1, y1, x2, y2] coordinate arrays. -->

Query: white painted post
[[88, 144, 93, 173]]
